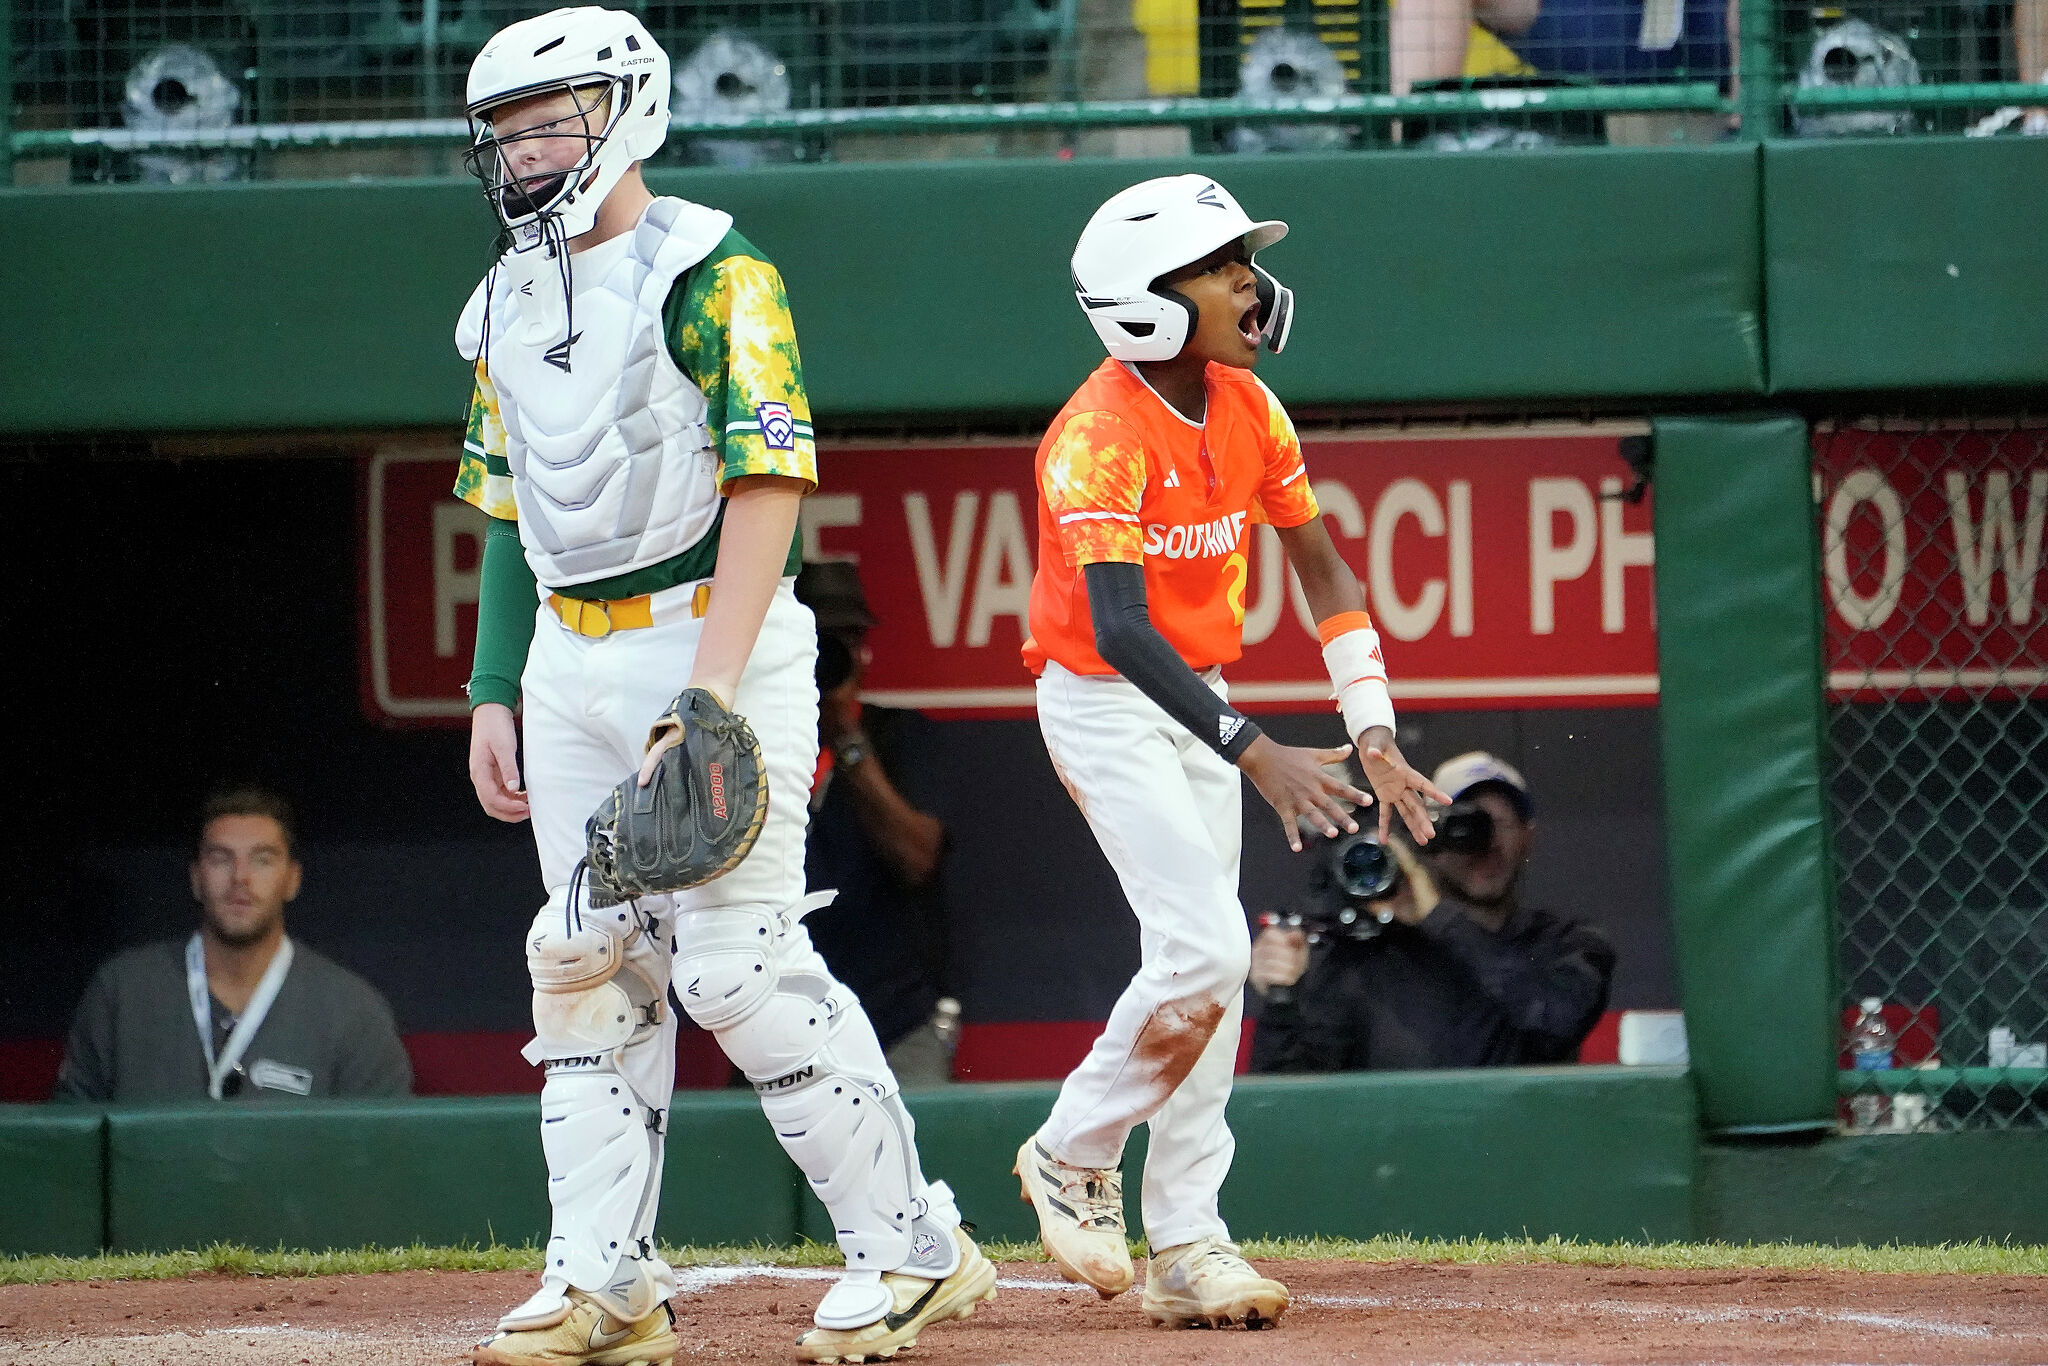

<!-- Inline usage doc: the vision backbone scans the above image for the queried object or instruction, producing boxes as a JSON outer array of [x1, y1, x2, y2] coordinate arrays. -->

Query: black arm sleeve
[[1083, 560, 1261, 762], [1415, 904, 1617, 1050]]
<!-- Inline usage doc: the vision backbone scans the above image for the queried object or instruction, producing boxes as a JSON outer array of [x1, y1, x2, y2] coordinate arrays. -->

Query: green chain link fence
[[8, 0, 2048, 183], [1817, 418, 2048, 1133]]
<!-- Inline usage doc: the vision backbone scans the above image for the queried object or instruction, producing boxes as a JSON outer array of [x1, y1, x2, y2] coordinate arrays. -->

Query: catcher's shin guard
[[673, 901, 956, 1327], [529, 1063, 669, 1320], [512, 884, 676, 1328]]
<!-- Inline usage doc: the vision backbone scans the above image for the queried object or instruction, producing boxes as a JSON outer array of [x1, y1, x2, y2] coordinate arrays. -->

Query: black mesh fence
[[1817, 418, 2048, 1132], [10, 0, 2048, 182]]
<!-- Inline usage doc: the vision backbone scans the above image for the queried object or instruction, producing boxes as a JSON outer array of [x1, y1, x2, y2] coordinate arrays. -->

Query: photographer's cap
[[796, 561, 879, 641], [1432, 751, 1533, 819]]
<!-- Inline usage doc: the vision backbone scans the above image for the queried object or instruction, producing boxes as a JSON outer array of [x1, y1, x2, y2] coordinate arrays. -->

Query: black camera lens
[[816, 632, 854, 693], [1332, 834, 1401, 901], [1434, 802, 1495, 855]]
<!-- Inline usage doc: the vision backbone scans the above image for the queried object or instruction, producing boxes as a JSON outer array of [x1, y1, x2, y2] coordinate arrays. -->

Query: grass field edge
[[6, 1234, 2046, 1287]]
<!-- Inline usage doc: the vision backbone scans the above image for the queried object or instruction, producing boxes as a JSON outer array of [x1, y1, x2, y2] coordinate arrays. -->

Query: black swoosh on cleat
[[883, 1279, 945, 1333]]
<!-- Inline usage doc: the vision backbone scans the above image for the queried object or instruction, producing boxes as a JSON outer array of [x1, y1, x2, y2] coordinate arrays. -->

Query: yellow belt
[[548, 583, 711, 637]]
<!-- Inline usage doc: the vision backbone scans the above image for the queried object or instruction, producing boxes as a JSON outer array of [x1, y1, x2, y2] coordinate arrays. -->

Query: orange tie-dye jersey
[[1024, 359, 1320, 677]]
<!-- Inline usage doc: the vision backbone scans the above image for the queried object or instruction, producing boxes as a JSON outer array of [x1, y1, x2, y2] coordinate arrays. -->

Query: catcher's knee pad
[[533, 1060, 669, 1321], [670, 902, 851, 1078], [524, 888, 664, 1063]]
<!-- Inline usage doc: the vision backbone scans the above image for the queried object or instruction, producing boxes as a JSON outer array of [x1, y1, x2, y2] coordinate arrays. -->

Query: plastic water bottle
[[1846, 997, 1894, 1131], [932, 997, 962, 1055]]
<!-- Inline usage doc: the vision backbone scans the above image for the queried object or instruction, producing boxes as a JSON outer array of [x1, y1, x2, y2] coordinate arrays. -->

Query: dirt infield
[[3, 1259, 2044, 1366]]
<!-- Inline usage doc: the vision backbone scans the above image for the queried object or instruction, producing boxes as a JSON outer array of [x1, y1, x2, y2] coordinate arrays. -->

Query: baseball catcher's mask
[[462, 80, 618, 229], [585, 688, 769, 903]]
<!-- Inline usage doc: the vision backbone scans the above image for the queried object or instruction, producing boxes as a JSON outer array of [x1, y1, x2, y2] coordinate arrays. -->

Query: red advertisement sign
[[360, 430, 1659, 725], [1814, 427, 2046, 702], [360, 445, 488, 725]]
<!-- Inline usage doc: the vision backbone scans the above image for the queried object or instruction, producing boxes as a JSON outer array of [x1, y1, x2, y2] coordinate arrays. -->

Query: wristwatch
[[833, 733, 872, 770]]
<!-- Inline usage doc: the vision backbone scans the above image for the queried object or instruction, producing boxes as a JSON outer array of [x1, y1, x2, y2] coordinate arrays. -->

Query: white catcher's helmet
[[463, 7, 671, 251], [1071, 175, 1294, 363]]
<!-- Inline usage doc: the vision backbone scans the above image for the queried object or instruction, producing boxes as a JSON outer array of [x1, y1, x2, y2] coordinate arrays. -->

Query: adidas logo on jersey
[[1162, 468, 1182, 488], [1142, 509, 1249, 561]]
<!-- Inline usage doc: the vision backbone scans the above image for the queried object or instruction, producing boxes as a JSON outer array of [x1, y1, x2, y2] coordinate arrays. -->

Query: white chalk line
[[681, 1265, 2007, 1342], [11, 1264, 2017, 1357], [687, 1265, 2013, 1344], [1296, 1290, 1995, 1341]]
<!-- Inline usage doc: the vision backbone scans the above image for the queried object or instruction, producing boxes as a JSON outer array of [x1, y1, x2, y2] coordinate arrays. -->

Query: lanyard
[[185, 932, 294, 1100]]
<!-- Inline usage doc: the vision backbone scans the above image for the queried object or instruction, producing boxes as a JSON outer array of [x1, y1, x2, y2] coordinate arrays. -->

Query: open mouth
[[498, 171, 568, 219], [1238, 302, 1261, 346]]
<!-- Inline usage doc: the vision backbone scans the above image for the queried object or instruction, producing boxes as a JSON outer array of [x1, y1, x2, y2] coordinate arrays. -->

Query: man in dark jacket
[[795, 562, 959, 1087], [54, 786, 412, 1102], [1249, 752, 1614, 1072]]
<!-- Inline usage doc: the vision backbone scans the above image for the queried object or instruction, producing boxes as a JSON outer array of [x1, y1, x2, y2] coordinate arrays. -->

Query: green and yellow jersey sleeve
[[664, 228, 818, 493], [451, 359, 535, 711], [454, 361, 518, 522]]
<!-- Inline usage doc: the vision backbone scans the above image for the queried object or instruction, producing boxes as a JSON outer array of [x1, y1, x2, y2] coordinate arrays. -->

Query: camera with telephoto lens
[[1316, 798, 1497, 911], [816, 631, 856, 694], [1259, 799, 1501, 1004]]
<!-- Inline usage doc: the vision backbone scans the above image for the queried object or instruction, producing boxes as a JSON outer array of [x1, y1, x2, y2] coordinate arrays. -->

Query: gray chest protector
[[457, 197, 735, 587]]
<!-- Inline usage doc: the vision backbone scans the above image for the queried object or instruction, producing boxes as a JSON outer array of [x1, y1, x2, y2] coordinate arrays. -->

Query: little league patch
[[756, 401, 796, 450]]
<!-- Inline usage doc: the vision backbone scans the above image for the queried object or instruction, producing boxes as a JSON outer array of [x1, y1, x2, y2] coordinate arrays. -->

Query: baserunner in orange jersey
[[1014, 175, 1450, 1331]]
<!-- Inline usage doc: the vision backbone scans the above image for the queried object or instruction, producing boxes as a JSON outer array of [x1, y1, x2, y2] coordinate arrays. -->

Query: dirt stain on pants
[[1128, 995, 1227, 1096]]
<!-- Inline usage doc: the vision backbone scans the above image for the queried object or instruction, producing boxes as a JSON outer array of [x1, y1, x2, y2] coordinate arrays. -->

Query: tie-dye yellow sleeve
[[452, 362, 518, 522], [1251, 379, 1319, 528], [668, 247, 818, 494], [1043, 410, 1148, 566]]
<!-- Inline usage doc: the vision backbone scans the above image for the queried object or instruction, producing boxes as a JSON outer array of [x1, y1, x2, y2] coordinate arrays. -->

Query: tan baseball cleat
[[794, 1226, 997, 1364], [473, 1290, 677, 1366], [1013, 1134, 1135, 1298], [1141, 1237, 1290, 1330]]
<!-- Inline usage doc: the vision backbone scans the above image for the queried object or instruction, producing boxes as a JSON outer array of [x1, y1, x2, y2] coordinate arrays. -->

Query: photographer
[[1249, 753, 1614, 1072], [794, 562, 960, 1086]]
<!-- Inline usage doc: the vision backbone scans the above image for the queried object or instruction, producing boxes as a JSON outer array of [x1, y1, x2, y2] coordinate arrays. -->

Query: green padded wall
[[104, 1095, 793, 1253], [814, 1068, 1696, 1247], [0, 146, 1765, 435], [1765, 137, 2048, 394], [1654, 416, 1837, 1135], [61, 1070, 1698, 1256], [1699, 1131, 2048, 1246], [0, 1106, 104, 1257], [1219, 1067, 1696, 1241]]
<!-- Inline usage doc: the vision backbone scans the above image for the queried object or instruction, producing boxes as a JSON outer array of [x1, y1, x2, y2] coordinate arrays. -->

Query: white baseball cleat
[[472, 1289, 677, 1365], [794, 1226, 997, 1363], [1140, 1237, 1290, 1330], [1013, 1134, 1134, 1298]]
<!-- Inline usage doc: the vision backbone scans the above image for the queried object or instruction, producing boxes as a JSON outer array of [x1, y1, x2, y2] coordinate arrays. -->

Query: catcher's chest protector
[[457, 196, 734, 586]]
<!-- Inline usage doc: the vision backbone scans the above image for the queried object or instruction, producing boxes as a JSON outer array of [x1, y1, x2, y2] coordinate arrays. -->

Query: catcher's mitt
[[585, 688, 768, 902]]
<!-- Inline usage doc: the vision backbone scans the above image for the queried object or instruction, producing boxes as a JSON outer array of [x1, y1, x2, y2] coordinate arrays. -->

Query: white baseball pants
[[518, 577, 910, 1300], [1034, 661, 1251, 1252]]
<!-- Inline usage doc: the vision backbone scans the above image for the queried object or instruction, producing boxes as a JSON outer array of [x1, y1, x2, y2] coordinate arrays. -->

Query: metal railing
[[6, 0, 2048, 183]]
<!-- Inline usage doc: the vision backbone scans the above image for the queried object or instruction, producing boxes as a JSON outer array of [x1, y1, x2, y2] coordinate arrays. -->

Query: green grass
[[5, 1234, 2044, 1287]]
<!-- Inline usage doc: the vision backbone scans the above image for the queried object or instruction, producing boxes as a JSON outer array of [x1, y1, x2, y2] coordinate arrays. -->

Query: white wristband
[[1322, 627, 1397, 742]]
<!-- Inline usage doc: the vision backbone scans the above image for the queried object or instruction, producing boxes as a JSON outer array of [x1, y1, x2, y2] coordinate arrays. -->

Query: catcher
[[451, 10, 991, 1364]]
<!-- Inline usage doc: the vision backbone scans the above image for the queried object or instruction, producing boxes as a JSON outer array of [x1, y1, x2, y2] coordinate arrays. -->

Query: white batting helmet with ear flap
[[1070, 175, 1292, 363], [463, 7, 671, 251]]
